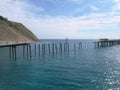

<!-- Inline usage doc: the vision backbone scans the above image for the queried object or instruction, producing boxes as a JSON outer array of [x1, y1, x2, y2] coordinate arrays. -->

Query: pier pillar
[[9, 46, 12, 58], [27, 44, 29, 59], [23, 45, 25, 57], [52, 43, 54, 55], [48, 44, 50, 55], [79, 42, 82, 49], [74, 43, 76, 53], [38, 44, 41, 56], [55, 44, 57, 54], [14, 46, 16, 60], [29, 44, 32, 59], [34, 44, 36, 56]]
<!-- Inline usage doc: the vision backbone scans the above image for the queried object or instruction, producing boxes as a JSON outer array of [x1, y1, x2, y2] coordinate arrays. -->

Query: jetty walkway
[[94, 39, 120, 48], [0, 41, 33, 60], [0, 41, 32, 47]]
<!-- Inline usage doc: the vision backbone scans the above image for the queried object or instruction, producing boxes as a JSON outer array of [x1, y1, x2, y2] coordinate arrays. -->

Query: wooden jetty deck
[[94, 39, 120, 48], [0, 41, 34, 60], [0, 42, 29, 47], [0, 41, 32, 47]]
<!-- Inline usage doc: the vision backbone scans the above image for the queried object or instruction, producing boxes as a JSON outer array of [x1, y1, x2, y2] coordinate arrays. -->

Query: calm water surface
[[0, 39, 120, 90]]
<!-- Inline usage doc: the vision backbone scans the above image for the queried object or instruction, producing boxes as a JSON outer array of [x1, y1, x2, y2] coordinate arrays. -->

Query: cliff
[[0, 16, 39, 42]]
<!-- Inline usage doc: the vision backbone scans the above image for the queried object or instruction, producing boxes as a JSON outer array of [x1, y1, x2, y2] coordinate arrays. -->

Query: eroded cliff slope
[[0, 16, 38, 42]]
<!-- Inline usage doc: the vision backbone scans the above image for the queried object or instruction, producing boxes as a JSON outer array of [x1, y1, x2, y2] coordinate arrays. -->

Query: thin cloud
[[112, 0, 120, 10], [89, 5, 99, 11], [0, 0, 44, 20], [67, 0, 83, 4], [0, 0, 120, 39], [47, 0, 60, 4]]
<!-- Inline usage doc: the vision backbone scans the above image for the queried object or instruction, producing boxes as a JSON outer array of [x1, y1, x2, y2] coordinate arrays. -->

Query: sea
[[0, 39, 120, 90]]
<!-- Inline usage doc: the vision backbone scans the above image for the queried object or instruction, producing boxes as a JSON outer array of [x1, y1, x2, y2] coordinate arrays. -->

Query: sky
[[0, 0, 120, 39]]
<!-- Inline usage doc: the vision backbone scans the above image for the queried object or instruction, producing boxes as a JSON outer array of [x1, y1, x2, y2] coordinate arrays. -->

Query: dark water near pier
[[0, 39, 120, 90]]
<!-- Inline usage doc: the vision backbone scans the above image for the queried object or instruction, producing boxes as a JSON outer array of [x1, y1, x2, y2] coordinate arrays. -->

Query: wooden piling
[[42, 44, 45, 56], [44, 44, 46, 54], [27, 45, 29, 59], [59, 43, 62, 54], [34, 44, 36, 56], [12, 46, 14, 59], [67, 43, 69, 53], [64, 43, 66, 52], [52, 43, 54, 55], [59, 43, 61, 52], [9, 46, 11, 58], [74, 43, 76, 53], [59, 43, 62, 53], [38, 44, 40, 56], [42, 44, 43, 55], [11, 46, 17, 60], [66, 38, 68, 45], [29, 44, 32, 58], [23, 45, 25, 57], [61, 43, 63, 53], [55, 44, 57, 54], [48, 44, 50, 54], [79, 42, 82, 49], [14, 46, 16, 60]]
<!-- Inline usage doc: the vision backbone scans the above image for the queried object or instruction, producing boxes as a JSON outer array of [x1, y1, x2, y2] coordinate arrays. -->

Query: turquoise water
[[0, 39, 120, 90]]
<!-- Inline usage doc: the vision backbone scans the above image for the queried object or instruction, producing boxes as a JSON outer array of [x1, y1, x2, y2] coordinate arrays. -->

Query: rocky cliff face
[[0, 16, 39, 42]]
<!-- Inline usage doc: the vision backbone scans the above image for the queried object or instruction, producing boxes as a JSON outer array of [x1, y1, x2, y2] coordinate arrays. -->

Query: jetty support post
[[26, 44, 29, 59], [48, 44, 50, 55], [14, 46, 17, 60], [52, 43, 54, 55], [74, 43, 76, 53], [78, 42, 82, 49], [29, 44, 32, 59], [23, 45, 25, 57], [38, 44, 40, 56], [55, 43, 57, 54], [34, 44, 36, 56], [9, 46, 12, 59]]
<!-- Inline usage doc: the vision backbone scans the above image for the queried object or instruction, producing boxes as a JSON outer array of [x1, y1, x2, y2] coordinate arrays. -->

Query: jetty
[[94, 39, 120, 48], [0, 39, 82, 60], [0, 41, 32, 47], [0, 41, 33, 60]]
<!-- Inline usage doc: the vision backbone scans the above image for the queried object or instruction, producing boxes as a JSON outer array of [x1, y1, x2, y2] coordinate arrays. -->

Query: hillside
[[0, 16, 39, 42]]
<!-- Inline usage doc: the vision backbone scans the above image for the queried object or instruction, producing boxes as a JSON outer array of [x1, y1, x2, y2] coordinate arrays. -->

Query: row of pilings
[[94, 40, 120, 48], [9, 44, 31, 60], [33, 42, 82, 56], [7, 42, 82, 60]]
